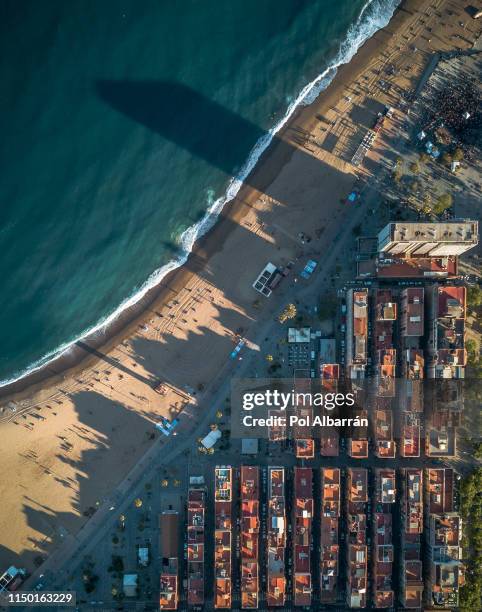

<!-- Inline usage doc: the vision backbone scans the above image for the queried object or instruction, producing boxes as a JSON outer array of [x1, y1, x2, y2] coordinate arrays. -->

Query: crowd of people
[[421, 72, 481, 152]]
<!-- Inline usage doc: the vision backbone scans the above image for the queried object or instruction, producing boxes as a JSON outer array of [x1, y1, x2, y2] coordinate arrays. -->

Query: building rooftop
[[320, 429, 339, 456], [405, 469, 423, 534], [401, 413, 420, 457], [214, 578, 231, 609], [294, 573, 312, 607], [375, 590, 394, 608], [187, 486, 205, 606], [405, 349, 425, 380], [404, 379, 424, 412], [214, 466, 232, 609], [347, 544, 367, 609], [348, 468, 368, 503], [426, 426, 456, 457], [319, 339, 336, 364], [349, 439, 369, 459], [426, 468, 454, 515], [215, 466, 232, 502], [159, 574, 178, 610], [320, 543, 339, 602], [320, 363, 340, 381], [295, 467, 313, 501], [268, 409, 286, 441], [375, 254, 458, 277], [373, 514, 394, 608], [348, 513, 367, 546], [401, 287, 424, 336], [378, 221, 478, 254], [160, 512, 179, 560], [431, 514, 462, 548], [377, 469, 396, 504], [295, 436, 315, 459], [374, 410, 396, 458], [267, 467, 286, 608], [438, 286, 466, 319], [405, 559, 422, 583], [374, 513, 393, 547], [294, 468, 312, 607], [376, 289, 397, 321], [241, 467, 259, 608]]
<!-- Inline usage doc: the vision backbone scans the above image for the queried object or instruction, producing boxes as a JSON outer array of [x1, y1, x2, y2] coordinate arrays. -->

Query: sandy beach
[[1, 0, 481, 571]]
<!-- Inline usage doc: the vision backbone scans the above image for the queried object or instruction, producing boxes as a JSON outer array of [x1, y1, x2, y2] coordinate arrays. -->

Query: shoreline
[[0, 0, 401, 399], [2, 0, 481, 572]]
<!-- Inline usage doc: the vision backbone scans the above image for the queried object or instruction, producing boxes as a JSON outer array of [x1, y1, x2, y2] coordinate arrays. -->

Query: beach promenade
[[1, 0, 481, 573]]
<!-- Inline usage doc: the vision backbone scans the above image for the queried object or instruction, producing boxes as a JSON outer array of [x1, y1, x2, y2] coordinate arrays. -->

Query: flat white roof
[[201, 429, 222, 449]]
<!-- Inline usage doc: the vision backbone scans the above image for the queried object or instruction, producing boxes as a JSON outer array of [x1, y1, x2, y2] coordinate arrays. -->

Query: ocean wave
[[0, 0, 401, 389]]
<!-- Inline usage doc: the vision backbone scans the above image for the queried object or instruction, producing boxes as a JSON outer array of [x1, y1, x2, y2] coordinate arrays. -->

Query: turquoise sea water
[[0, 0, 399, 384]]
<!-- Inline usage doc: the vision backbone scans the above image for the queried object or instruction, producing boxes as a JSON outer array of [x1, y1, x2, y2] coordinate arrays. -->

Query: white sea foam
[[0, 0, 400, 388]]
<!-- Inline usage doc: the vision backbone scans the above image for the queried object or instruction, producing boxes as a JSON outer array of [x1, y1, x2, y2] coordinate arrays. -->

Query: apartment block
[[293, 467, 313, 607], [373, 409, 396, 458], [400, 556, 424, 609], [214, 466, 232, 609], [348, 409, 369, 459], [427, 285, 466, 379], [400, 287, 424, 336], [240, 466, 259, 609], [294, 378, 315, 459], [404, 469, 423, 535], [424, 468, 454, 515], [374, 289, 397, 353], [346, 468, 368, 608], [376, 468, 396, 505], [404, 349, 425, 380], [400, 412, 421, 458], [348, 468, 368, 505], [319, 363, 340, 456], [400, 469, 424, 609], [268, 409, 286, 442], [376, 349, 396, 397], [378, 221, 478, 257], [320, 468, 340, 603], [267, 468, 286, 607], [159, 512, 179, 610], [346, 288, 368, 380], [426, 513, 464, 608], [372, 513, 394, 608], [187, 486, 205, 607]]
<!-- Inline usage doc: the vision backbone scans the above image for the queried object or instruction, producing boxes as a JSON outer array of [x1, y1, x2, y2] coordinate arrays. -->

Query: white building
[[378, 222, 478, 257]]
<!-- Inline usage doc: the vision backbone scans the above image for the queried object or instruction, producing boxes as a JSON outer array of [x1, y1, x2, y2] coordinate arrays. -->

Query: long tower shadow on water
[[95, 79, 324, 200]]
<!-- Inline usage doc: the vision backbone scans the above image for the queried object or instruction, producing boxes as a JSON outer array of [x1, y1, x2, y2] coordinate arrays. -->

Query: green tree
[[442, 152, 452, 166], [409, 161, 420, 173], [452, 147, 464, 162], [392, 167, 402, 183], [409, 180, 419, 193], [278, 303, 297, 324], [433, 193, 453, 215], [467, 285, 482, 308]]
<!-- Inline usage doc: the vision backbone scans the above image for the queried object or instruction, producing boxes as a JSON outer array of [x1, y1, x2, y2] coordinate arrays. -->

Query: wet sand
[[1, 0, 481, 570]]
